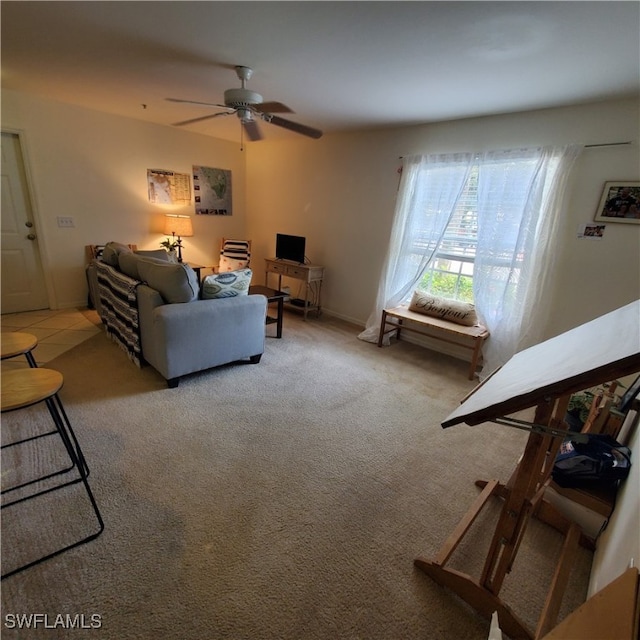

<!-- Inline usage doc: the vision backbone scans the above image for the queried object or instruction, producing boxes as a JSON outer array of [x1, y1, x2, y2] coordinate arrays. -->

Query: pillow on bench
[[408, 291, 478, 326]]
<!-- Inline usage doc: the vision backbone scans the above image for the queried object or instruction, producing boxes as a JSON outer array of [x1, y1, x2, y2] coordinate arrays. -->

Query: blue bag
[[552, 434, 631, 489]]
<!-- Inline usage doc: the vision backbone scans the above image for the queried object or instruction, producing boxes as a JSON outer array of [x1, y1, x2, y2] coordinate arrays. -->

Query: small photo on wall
[[193, 166, 232, 215], [577, 223, 605, 240], [594, 181, 640, 224]]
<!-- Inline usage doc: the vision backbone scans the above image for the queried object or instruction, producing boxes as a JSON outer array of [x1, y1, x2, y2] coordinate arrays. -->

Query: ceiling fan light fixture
[[237, 108, 252, 123]]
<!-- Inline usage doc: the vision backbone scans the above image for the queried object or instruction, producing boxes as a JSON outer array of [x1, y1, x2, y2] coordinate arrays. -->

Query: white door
[[1, 132, 49, 314]]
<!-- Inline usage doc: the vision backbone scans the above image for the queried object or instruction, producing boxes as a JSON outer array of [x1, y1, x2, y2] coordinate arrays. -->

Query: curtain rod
[[399, 141, 632, 159], [585, 141, 632, 148]]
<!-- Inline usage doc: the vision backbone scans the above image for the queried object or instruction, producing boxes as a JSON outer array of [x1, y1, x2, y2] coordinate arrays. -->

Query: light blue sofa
[[87, 242, 267, 388]]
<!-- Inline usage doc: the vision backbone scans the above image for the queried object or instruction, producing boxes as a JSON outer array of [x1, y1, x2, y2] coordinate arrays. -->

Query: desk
[[249, 285, 287, 338], [264, 258, 324, 320], [414, 300, 640, 640]]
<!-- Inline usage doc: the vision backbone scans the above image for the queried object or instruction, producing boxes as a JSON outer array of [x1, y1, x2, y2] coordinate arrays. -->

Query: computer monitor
[[275, 234, 306, 264]]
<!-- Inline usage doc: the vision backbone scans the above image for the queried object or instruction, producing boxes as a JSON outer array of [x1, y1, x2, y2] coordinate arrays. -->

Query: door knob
[[27, 233, 36, 240], [25, 221, 33, 228]]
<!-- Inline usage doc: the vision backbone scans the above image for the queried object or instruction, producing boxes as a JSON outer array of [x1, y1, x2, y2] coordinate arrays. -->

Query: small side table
[[264, 259, 324, 320], [1, 332, 38, 367], [249, 285, 287, 338]]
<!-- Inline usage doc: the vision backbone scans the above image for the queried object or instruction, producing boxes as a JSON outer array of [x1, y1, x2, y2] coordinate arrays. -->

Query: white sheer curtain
[[358, 153, 474, 343], [473, 144, 582, 377]]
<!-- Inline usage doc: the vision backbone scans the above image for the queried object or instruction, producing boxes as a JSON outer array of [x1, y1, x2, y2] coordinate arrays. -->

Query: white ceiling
[[2, 1, 639, 143]]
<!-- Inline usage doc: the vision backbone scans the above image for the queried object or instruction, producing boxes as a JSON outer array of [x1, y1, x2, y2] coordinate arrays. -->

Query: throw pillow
[[135, 249, 170, 261], [219, 240, 250, 273], [101, 241, 132, 267], [408, 291, 479, 326], [201, 269, 252, 299], [218, 255, 249, 272], [119, 252, 168, 281], [137, 260, 199, 304]]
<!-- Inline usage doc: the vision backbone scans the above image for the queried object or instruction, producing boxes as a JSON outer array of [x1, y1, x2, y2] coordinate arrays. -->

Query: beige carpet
[[0, 313, 592, 639]]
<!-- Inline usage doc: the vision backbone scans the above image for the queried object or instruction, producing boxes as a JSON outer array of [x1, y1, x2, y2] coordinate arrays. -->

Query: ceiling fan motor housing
[[224, 88, 263, 109]]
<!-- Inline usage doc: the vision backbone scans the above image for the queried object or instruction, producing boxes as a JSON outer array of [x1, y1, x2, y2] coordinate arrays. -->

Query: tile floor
[[1, 308, 102, 370]]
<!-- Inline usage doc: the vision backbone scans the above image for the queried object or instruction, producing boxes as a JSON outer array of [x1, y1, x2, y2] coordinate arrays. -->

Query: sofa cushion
[[201, 269, 252, 299], [137, 260, 199, 304], [119, 252, 168, 281], [408, 291, 478, 326], [135, 249, 170, 261], [101, 241, 132, 267]]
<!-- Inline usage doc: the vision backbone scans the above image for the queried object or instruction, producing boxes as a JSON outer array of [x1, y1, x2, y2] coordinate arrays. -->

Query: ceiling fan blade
[[254, 101, 294, 114], [262, 114, 323, 139], [172, 111, 235, 127], [166, 97, 230, 109], [242, 119, 263, 141]]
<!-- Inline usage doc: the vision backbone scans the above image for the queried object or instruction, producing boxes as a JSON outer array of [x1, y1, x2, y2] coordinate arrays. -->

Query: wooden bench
[[377, 305, 489, 380]]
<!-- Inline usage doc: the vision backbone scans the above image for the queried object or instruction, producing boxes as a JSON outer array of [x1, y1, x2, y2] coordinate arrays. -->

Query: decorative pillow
[[218, 255, 249, 272], [119, 252, 168, 281], [137, 260, 199, 304], [218, 240, 251, 272], [201, 269, 252, 299], [408, 291, 478, 326], [135, 249, 170, 261], [101, 241, 132, 267]]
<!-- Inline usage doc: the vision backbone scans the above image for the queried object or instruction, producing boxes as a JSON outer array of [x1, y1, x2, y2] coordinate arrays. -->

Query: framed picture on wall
[[594, 181, 640, 224], [192, 166, 232, 215]]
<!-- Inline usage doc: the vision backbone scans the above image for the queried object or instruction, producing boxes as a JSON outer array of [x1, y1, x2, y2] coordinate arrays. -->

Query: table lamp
[[163, 214, 193, 262]]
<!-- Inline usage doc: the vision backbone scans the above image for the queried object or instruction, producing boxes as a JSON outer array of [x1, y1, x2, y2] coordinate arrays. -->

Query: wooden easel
[[414, 300, 640, 640]]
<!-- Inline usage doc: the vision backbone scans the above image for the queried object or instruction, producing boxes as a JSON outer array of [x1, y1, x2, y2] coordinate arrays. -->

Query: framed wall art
[[192, 166, 232, 215], [594, 181, 640, 224], [147, 169, 191, 205]]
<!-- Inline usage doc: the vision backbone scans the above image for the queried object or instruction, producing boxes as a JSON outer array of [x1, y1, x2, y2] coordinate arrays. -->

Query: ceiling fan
[[167, 66, 323, 142]]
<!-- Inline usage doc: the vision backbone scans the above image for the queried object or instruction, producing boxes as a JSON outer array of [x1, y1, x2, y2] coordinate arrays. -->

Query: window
[[414, 167, 478, 302], [359, 145, 581, 378], [408, 157, 534, 305]]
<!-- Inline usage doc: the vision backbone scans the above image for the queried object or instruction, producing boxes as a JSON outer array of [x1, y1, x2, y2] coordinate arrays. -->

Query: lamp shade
[[163, 214, 193, 237]]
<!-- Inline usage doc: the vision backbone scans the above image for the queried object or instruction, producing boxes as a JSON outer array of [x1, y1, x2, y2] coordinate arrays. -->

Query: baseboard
[[316, 308, 366, 329], [399, 331, 470, 362]]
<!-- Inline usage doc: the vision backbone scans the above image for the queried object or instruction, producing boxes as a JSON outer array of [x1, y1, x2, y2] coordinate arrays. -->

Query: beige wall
[[2, 89, 248, 308], [2, 89, 638, 598], [2, 89, 638, 341], [247, 98, 640, 341], [589, 414, 640, 597]]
